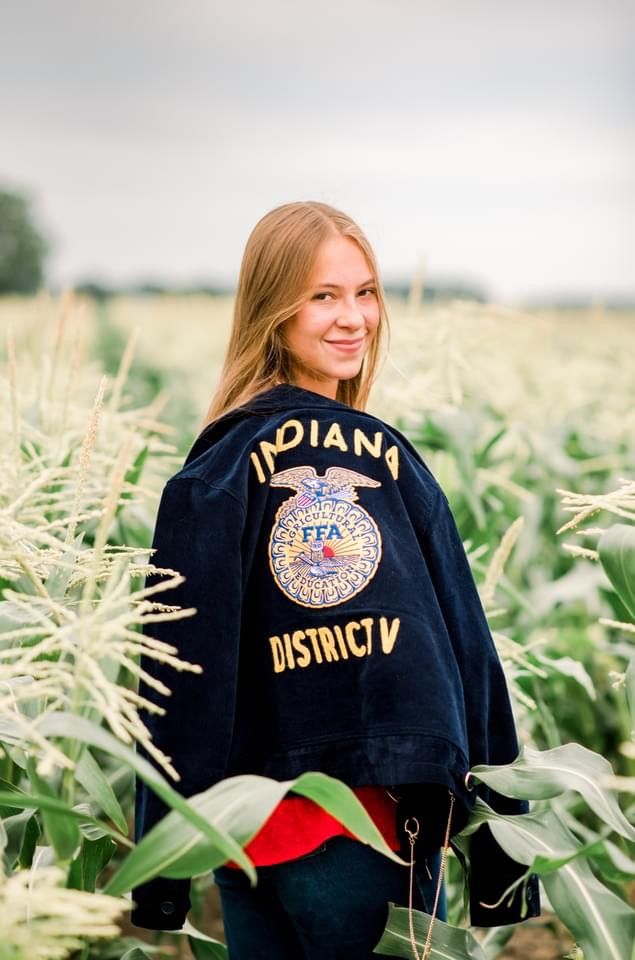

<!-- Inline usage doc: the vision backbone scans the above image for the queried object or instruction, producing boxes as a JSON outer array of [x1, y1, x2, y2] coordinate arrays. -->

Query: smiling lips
[[325, 336, 366, 352]]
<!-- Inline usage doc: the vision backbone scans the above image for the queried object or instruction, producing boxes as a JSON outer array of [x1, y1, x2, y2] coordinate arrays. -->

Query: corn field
[[0, 293, 633, 960]]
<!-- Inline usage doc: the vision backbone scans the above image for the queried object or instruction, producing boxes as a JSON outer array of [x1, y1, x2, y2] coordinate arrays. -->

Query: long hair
[[199, 201, 390, 430]]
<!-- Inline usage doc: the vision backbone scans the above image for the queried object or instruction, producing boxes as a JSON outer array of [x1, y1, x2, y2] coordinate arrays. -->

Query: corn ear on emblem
[[268, 465, 383, 608]]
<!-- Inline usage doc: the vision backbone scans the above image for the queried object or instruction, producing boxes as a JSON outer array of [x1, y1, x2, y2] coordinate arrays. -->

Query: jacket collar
[[245, 383, 355, 414], [184, 384, 355, 466]]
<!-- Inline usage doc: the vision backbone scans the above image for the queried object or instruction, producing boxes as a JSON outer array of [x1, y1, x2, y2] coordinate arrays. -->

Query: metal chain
[[405, 791, 455, 960]]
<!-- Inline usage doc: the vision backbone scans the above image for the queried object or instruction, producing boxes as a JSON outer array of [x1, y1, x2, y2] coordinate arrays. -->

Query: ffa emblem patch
[[268, 465, 382, 608]]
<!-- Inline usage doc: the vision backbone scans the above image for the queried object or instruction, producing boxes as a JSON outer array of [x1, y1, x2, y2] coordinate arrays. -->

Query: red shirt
[[225, 786, 400, 868]]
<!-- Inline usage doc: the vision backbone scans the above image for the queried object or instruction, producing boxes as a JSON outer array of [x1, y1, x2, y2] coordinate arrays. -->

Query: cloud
[[1, 0, 633, 300]]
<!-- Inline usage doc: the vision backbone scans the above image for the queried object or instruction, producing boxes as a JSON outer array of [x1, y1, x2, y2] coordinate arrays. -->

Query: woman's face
[[281, 234, 380, 399]]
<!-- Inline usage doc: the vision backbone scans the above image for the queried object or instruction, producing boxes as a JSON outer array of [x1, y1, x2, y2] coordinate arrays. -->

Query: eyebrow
[[315, 279, 376, 289]]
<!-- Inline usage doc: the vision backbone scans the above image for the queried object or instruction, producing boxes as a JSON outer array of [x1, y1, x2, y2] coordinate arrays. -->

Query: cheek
[[366, 304, 381, 330], [282, 312, 322, 358], [284, 313, 309, 345], [291, 305, 322, 333]]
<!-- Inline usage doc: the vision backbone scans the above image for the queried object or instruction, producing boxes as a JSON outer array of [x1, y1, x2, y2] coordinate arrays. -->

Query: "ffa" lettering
[[301, 523, 343, 542]]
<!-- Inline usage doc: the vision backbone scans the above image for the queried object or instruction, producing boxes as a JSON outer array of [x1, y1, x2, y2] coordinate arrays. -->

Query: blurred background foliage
[[0, 188, 49, 295]]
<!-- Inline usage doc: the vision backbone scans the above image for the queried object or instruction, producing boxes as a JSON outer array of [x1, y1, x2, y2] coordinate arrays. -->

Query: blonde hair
[[200, 201, 390, 430]]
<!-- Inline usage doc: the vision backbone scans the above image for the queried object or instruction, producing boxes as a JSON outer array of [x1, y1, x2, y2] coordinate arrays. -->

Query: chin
[[339, 362, 364, 378]]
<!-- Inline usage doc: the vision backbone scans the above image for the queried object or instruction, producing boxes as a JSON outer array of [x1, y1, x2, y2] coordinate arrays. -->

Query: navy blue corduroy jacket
[[131, 383, 540, 930]]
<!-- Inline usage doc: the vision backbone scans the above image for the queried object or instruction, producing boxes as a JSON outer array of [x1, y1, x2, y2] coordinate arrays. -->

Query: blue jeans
[[213, 836, 447, 959]]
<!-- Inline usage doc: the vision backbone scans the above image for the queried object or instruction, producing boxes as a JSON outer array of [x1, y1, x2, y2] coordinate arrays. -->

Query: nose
[[336, 294, 366, 329]]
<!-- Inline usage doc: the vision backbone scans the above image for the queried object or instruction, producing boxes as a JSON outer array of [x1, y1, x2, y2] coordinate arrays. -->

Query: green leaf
[[119, 445, 149, 509], [598, 523, 635, 619], [424, 409, 487, 530], [74, 801, 115, 841], [291, 772, 406, 861], [43, 535, 83, 600], [3, 809, 34, 868], [68, 835, 117, 892], [587, 837, 635, 883], [459, 799, 592, 874], [529, 837, 607, 875], [106, 771, 403, 897], [75, 747, 128, 834], [373, 902, 487, 959], [541, 857, 635, 960], [26, 756, 80, 861], [18, 811, 40, 867], [67, 852, 83, 891], [536, 653, 596, 701], [181, 919, 227, 959], [460, 798, 635, 960], [0, 679, 40, 740], [0, 790, 131, 848], [37, 712, 256, 880], [188, 936, 228, 960], [0, 599, 47, 632], [626, 655, 635, 732], [0, 776, 30, 816], [475, 424, 508, 467], [470, 743, 635, 841]]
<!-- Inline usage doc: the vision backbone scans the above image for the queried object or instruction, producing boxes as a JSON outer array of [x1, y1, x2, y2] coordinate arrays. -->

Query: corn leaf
[[541, 858, 635, 960], [373, 902, 487, 959], [461, 798, 635, 960], [75, 747, 128, 834], [470, 743, 635, 841], [106, 771, 403, 896], [3, 809, 33, 868], [68, 835, 117, 892], [181, 919, 228, 959], [598, 523, 635, 619], [588, 837, 635, 883], [37, 711, 255, 879], [26, 756, 80, 861], [0, 790, 131, 848], [18, 810, 40, 867], [626, 655, 635, 731]]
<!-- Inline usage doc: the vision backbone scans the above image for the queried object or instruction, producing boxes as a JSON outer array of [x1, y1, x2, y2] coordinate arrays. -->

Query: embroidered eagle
[[269, 465, 381, 512]]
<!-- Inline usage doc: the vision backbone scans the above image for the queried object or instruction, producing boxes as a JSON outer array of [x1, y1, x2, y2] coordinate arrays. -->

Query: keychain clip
[[404, 816, 420, 843]]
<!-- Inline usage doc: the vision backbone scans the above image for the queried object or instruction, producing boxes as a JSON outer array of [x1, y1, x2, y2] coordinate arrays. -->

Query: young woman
[[131, 201, 540, 958]]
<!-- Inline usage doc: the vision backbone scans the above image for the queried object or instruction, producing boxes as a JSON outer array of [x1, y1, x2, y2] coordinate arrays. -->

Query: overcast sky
[[2, 0, 633, 303]]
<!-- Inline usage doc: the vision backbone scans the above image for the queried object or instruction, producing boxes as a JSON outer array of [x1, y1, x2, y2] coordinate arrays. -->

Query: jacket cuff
[[130, 875, 191, 931], [467, 823, 541, 927], [470, 870, 540, 927]]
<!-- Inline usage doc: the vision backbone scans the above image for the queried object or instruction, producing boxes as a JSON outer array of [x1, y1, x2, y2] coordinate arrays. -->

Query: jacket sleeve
[[422, 485, 540, 927], [130, 477, 245, 931]]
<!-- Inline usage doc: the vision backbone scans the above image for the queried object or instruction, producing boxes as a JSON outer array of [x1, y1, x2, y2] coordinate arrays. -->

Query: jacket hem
[[241, 731, 473, 816]]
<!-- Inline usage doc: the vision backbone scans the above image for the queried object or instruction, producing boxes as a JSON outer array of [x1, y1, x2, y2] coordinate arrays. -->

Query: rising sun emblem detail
[[268, 465, 383, 608]]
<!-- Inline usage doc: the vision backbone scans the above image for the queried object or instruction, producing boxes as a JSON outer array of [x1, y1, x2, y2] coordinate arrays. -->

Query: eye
[[358, 287, 377, 298], [312, 292, 333, 301]]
